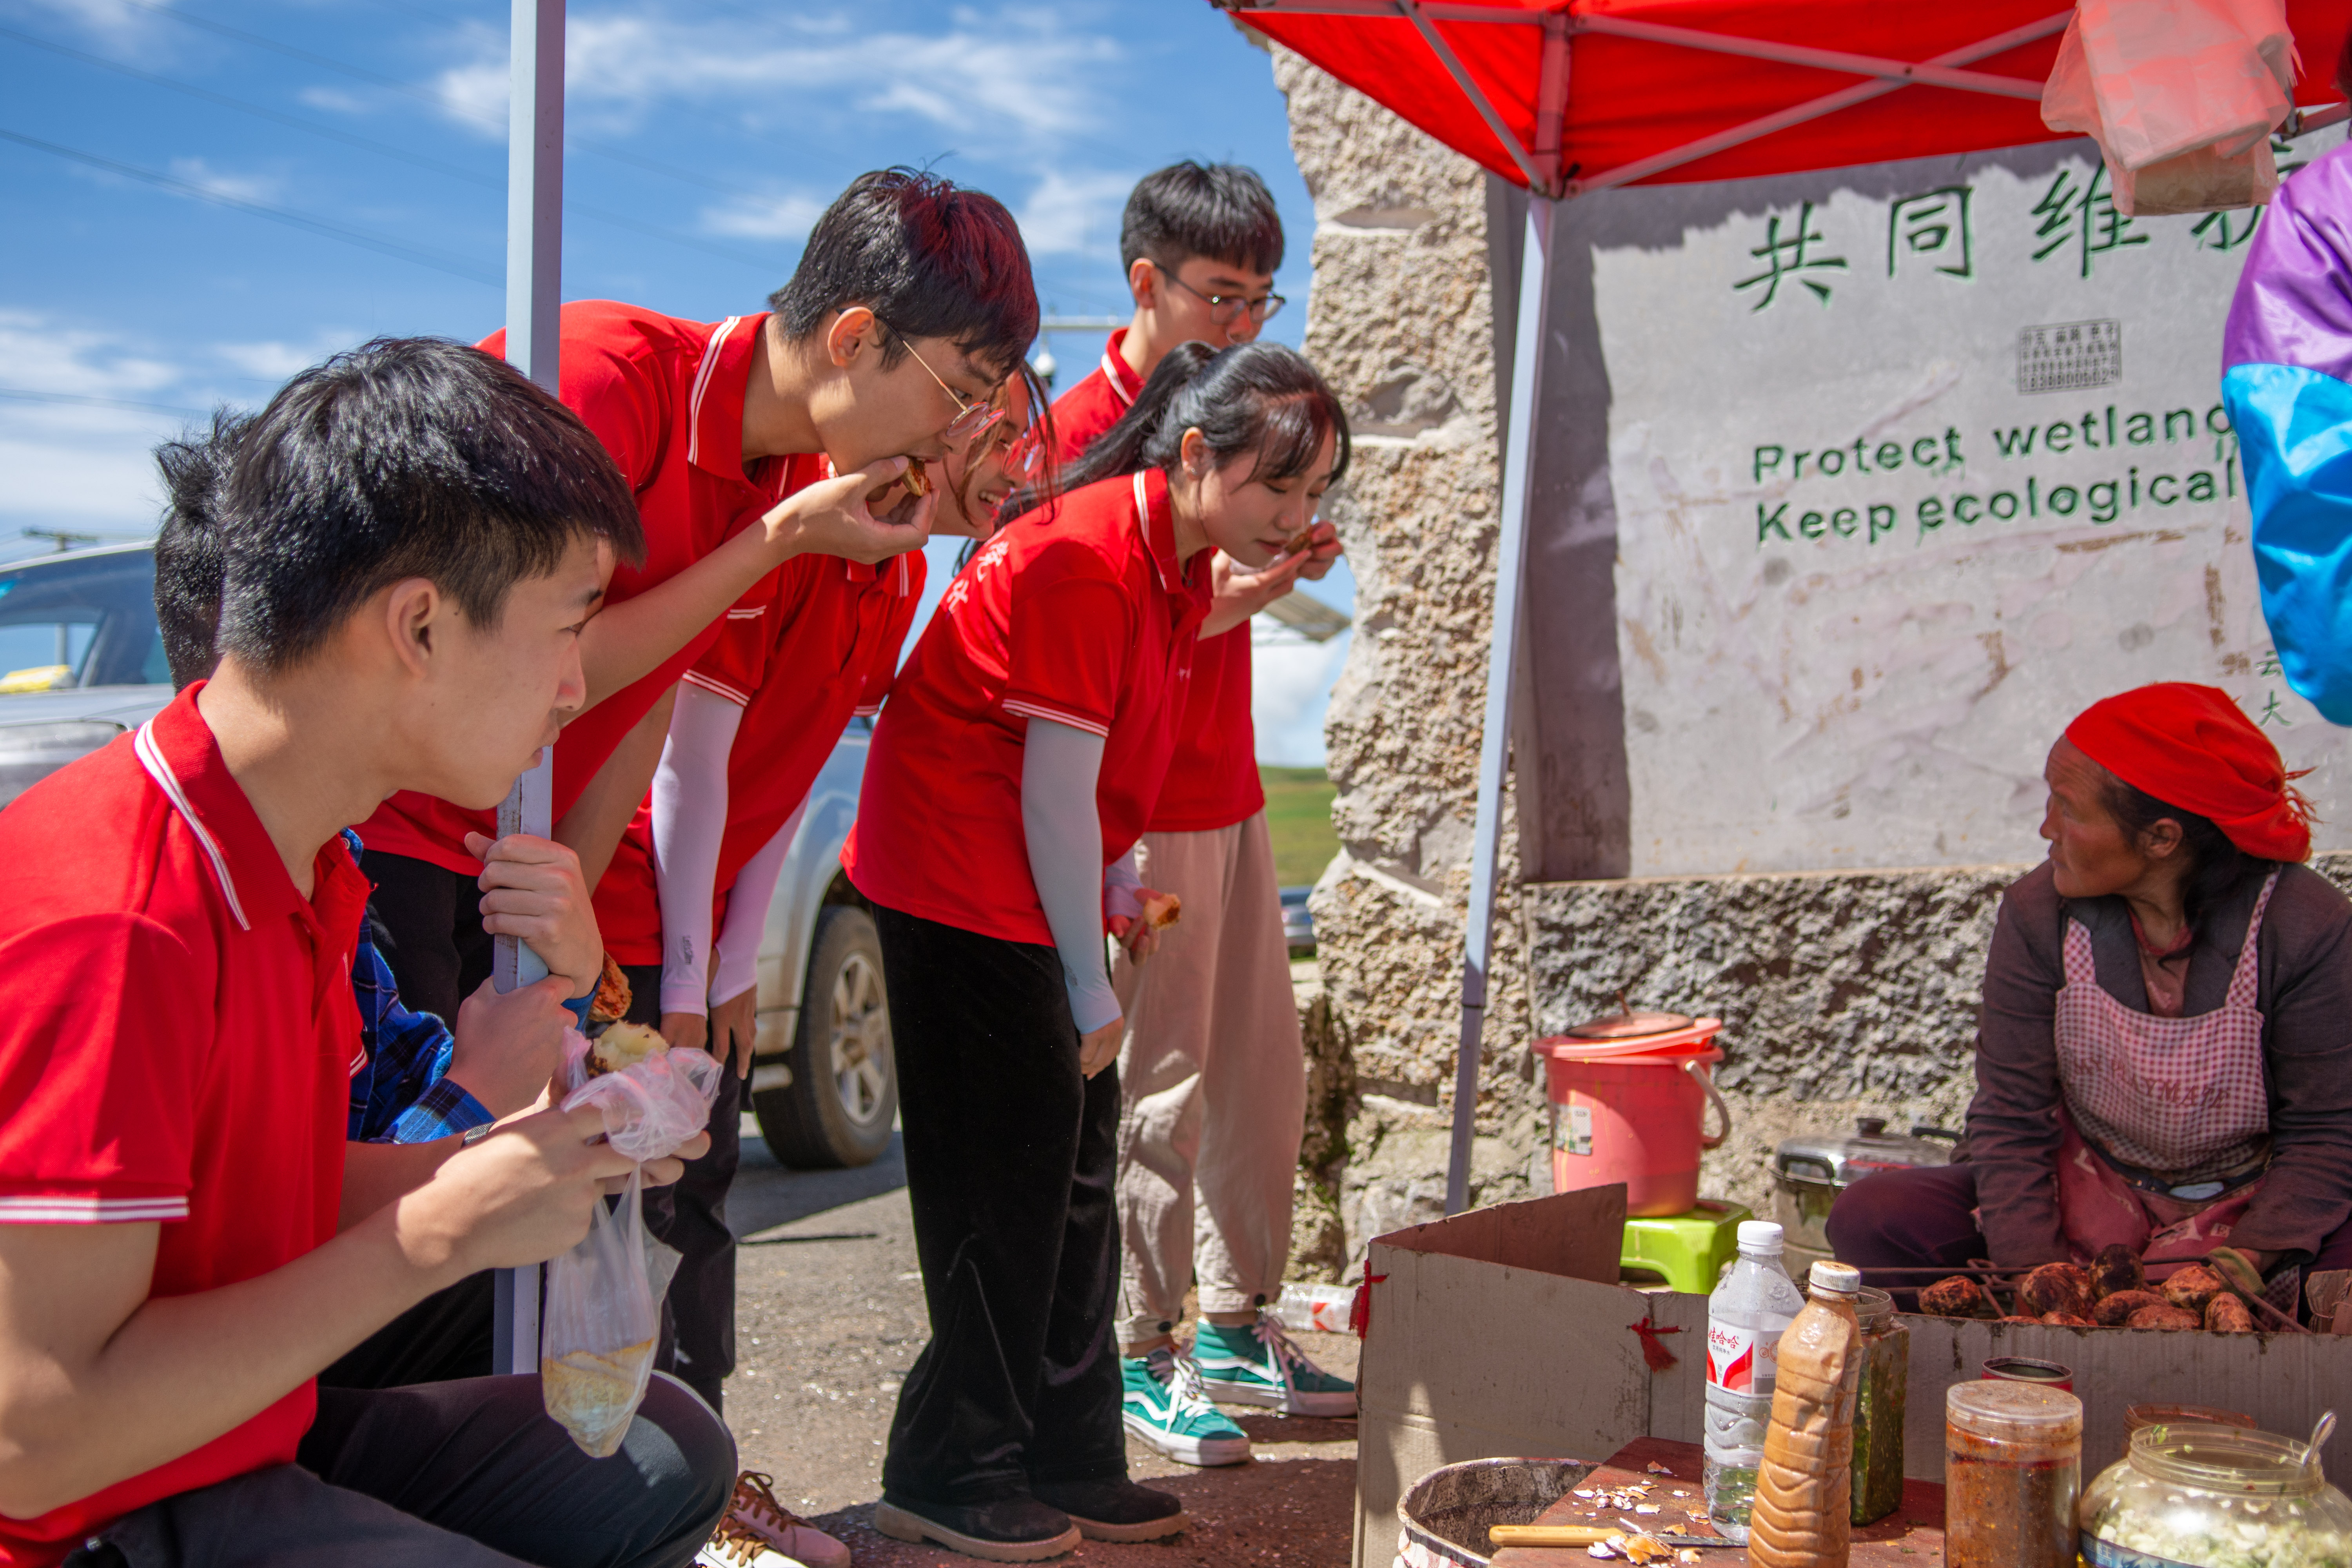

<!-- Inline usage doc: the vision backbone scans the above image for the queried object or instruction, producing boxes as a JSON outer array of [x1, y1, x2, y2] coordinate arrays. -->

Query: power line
[[0, 127, 501, 285], [100, 0, 788, 207], [0, 388, 214, 416], [0, 24, 790, 274]]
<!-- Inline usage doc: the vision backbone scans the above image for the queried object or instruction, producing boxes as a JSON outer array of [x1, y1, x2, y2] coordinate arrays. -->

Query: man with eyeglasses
[[1049, 163, 1286, 465], [338, 167, 1036, 1568], [1042, 164, 1359, 1472]]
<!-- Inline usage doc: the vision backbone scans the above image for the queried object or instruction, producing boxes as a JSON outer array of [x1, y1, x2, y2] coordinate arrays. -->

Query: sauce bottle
[[1748, 1259, 1865, 1567]]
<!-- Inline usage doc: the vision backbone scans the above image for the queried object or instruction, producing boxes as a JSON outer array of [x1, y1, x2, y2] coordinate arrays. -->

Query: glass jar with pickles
[[2080, 1423, 2352, 1568]]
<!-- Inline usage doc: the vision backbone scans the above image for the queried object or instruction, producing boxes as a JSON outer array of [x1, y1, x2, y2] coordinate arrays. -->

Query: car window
[[0, 550, 166, 691]]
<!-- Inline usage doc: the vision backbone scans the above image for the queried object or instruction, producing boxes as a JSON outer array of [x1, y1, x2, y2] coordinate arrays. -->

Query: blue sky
[[0, 0, 1351, 762]]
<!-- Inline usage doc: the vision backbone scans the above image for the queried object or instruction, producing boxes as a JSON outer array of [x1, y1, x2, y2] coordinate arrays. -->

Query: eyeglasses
[[894, 334, 1004, 443], [1155, 264, 1287, 326]]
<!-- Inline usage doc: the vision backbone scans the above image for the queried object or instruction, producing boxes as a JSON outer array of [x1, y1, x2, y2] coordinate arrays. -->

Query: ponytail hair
[[1005, 339, 1350, 521]]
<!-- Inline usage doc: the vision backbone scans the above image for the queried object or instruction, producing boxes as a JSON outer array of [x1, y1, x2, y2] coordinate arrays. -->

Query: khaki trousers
[[1111, 812, 1307, 1348]]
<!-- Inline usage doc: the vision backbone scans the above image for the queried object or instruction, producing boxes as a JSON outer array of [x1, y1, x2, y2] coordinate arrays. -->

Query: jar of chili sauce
[[1944, 1379, 2082, 1568]]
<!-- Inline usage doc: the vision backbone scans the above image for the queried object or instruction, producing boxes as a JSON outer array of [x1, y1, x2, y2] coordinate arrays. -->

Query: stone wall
[[1268, 36, 2352, 1279], [1272, 45, 1550, 1275]]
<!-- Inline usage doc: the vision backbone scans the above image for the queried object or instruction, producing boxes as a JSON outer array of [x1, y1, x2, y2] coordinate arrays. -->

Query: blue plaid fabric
[[342, 830, 593, 1144]]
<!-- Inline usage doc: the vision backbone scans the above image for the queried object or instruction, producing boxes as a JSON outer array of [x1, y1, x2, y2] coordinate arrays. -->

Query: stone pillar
[[1273, 47, 1546, 1273]]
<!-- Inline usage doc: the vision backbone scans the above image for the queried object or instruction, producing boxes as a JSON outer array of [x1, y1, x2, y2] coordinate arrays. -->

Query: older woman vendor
[[1829, 683, 2352, 1313]]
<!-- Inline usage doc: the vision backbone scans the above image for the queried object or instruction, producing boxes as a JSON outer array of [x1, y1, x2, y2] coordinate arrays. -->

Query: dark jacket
[[1969, 858, 2352, 1265]]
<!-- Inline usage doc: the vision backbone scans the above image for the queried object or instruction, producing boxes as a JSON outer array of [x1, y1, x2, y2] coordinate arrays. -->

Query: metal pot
[[1773, 1117, 1957, 1269]]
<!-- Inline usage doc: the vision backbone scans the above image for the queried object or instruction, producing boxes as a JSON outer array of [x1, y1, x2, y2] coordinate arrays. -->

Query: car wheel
[[753, 904, 896, 1169]]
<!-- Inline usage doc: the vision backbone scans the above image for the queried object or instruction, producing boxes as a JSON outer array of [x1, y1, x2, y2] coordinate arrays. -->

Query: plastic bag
[[2041, 0, 2298, 216], [555, 1027, 722, 1162], [541, 1167, 660, 1457], [537, 1031, 718, 1455]]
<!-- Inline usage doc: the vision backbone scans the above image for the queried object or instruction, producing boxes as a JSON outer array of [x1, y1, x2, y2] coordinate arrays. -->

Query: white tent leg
[[1446, 194, 1554, 1216], [493, 0, 563, 1378]]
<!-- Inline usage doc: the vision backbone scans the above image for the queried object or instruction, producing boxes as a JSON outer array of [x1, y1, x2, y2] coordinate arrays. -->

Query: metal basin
[[1394, 1457, 1601, 1568]]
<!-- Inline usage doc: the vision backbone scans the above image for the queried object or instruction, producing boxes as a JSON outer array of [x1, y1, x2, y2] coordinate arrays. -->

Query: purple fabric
[[2225, 140, 2352, 381]]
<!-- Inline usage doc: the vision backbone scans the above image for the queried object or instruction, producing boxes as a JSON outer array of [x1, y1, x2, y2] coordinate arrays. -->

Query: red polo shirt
[[844, 470, 1212, 947], [1049, 339, 1264, 835], [0, 683, 365, 1566], [592, 530, 925, 963], [360, 301, 795, 875], [1048, 328, 1144, 462]]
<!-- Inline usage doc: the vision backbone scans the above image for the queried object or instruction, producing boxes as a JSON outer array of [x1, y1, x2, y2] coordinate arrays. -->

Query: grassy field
[[1260, 765, 1340, 888]]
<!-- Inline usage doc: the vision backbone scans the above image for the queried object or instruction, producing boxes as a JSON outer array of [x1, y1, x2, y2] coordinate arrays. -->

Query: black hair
[[1020, 341, 1350, 517], [2100, 773, 2262, 932], [212, 336, 643, 675], [771, 168, 1039, 381], [1120, 162, 1284, 277], [152, 407, 250, 690]]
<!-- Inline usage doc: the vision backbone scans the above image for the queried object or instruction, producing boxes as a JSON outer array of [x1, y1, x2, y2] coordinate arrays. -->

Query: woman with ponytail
[[841, 341, 1347, 1559]]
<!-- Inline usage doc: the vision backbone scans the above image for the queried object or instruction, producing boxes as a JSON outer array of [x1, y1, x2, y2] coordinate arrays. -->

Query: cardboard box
[[1353, 1185, 2352, 1568]]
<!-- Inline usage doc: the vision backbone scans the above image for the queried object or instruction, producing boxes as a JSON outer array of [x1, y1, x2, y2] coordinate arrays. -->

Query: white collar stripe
[[1103, 349, 1136, 410], [1134, 472, 1167, 592], [134, 720, 251, 932], [686, 315, 743, 468]]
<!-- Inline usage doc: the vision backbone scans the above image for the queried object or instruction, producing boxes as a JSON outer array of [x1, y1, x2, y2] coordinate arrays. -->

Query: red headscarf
[[2066, 683, 2313, 862]]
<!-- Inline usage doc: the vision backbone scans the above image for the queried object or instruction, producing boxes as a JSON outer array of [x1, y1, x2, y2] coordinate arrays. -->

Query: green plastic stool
[[1620, 1198, 1752, 1294]]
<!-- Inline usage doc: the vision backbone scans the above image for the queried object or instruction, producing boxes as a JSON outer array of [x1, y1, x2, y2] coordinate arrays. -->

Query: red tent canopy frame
[[1215, 0, 2352, 1214]]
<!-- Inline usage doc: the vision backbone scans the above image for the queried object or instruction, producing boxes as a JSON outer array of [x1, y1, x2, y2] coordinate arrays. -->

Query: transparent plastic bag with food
[[541, 1166, 662, 1457], [557, 1022, 722, 1162], [539, 1023, 719, 1455], [2040, 0, 2297, 215]]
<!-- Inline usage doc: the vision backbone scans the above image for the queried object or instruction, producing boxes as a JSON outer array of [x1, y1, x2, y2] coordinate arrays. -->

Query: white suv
[[0, 543, 895, 1169]]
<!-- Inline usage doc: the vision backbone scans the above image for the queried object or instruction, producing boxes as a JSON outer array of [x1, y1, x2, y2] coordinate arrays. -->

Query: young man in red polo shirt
[[360, 167, 1037, 1029], [0, 338, 730, 1568], [1047, 165, 1358, 1466]]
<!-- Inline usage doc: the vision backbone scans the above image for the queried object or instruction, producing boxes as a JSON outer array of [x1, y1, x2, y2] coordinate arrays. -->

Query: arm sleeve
[[1964, 877, 2073, 1267], [652, 682, 744, 1017], [1103, 846, 1143, 924], [2226, 361, 2352, 723], [710, 800, 804, 1009], [1022, 719, 1119, 1035]]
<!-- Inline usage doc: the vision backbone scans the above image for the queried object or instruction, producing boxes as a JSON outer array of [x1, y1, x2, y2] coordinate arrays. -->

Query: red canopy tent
[[1212, 0, 2352, 1214]]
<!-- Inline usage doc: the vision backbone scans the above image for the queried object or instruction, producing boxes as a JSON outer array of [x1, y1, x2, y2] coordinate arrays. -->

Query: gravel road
[[724, 1122, 1361, 1566]]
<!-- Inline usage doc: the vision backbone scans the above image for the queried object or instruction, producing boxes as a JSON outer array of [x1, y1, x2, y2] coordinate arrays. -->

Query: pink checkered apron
[[2053, 870, 2295, 1309]]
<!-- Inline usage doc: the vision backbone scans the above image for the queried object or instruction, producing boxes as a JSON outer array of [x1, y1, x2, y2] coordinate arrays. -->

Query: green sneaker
[[1121, 1347, 1250, 1466], [1192, 1313, 1357, 1416]]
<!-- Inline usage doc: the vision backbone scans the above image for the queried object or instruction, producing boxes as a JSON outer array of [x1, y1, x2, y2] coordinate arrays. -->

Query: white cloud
[[428, 5, 1120, 145], [165, 157, 283, 207], [1017, 169, 1138, 257], [17, 0, 164, 37], [1252, 626, 1348, 768], [297, 85, 372, 116], [701, 191, 827, 243], [211, 329, 358, 382], [0, 310, 182, 399], [0, 311, 226, 537]]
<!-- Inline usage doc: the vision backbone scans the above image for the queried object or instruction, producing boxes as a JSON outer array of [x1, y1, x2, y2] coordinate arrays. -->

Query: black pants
[[69, 1374, 732, 1568], [328, 851, 503, 1388], [362, 848, 496, 1023], [622, 964, 742, 1413], [872, 904, 1127, 1506]]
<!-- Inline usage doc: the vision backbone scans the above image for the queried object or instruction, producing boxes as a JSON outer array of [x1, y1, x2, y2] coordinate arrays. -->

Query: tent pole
[[1446, 192, 1553, 1216], [492, 0, 563, 1379]]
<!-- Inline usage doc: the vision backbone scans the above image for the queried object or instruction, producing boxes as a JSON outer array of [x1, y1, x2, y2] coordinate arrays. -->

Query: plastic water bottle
[[1703, 1220, 1806, 1542]]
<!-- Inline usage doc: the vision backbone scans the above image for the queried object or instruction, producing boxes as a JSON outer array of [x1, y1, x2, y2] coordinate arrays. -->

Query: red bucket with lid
[[1534, 1008, 1732, 1217]]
